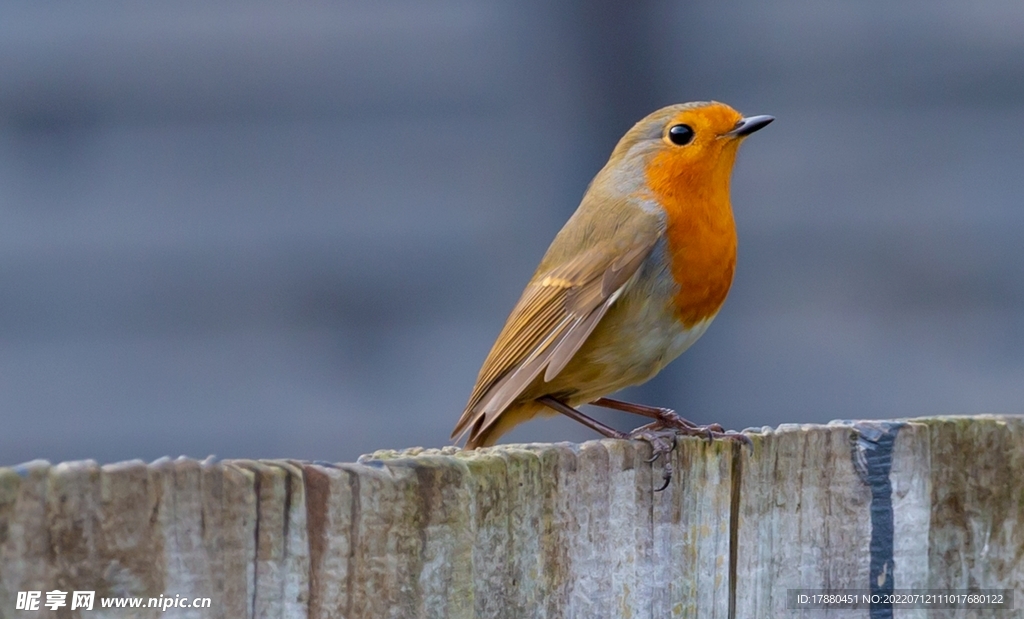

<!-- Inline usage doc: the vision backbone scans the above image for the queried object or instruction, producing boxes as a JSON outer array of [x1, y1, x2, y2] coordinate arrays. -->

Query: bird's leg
[[537, 397, 676, 491], [590, 397, 716, 430], [537, 396, 627, 439], [590, 397, 751, 446]]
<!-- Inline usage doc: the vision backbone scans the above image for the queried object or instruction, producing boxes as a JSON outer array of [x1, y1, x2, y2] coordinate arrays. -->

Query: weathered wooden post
[[0, 415, 1021, 618]]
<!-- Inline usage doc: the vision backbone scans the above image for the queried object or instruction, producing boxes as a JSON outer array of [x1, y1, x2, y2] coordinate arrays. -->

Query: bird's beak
[[724, 115, 774, 138]]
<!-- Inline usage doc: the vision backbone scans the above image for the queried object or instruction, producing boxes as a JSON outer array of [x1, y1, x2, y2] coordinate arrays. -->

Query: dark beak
[[725, 115, 774, 137]]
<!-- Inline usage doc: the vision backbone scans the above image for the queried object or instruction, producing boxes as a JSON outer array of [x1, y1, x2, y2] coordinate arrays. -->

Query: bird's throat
[[645, 152, 738, 328]]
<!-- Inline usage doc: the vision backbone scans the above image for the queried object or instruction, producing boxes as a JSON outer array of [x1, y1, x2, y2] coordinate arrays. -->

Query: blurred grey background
[[1, 1, 1022, 466]]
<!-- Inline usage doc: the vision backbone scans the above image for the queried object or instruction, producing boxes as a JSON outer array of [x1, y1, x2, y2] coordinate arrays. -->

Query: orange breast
[[644, 148, 738, 328]]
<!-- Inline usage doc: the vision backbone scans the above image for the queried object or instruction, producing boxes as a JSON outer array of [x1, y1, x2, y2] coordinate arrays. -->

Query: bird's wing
[[451, 229, 661, 444]]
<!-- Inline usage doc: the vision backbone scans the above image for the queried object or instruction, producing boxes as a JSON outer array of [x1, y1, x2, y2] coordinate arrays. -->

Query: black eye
[[667, 124, 695, 146]]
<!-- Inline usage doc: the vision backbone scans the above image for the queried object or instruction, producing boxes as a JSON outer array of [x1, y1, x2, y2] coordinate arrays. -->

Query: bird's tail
[[462, 401, 553, 449]]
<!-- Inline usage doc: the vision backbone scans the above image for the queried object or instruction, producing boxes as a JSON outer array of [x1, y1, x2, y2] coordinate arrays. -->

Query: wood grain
[[0, 416, 1020, 618]]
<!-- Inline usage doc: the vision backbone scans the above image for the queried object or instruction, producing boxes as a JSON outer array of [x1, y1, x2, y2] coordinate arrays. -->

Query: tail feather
[[463, 401, 551, 449]]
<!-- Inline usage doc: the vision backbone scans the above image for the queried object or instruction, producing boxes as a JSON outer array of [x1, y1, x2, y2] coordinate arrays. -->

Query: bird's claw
[[640, 427, 677, 463], [627, 419, 752, 491], [640, 407, 732, 444], [655, 462, 673, 492], [727, 430, 754, 451], [628, 426, 678, 491], [651, 414, 751, 449]]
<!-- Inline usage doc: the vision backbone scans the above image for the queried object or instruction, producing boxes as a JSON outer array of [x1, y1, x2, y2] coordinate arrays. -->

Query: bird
[[451, 101, 772, 474]]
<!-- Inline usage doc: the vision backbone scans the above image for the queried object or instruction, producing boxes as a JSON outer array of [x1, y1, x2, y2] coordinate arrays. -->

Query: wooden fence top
[[1, 415, 1022, 617]]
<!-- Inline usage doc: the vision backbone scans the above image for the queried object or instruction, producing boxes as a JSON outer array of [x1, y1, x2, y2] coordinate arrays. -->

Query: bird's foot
[[627, 424, 678, 492], [627, 418, 753, 492], [589, 398, 748, 444], [643, 407, 753, 449], [670, 421, 753, 448]]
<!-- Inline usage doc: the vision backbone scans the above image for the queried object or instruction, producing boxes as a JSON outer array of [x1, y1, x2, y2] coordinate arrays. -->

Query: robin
[[451, 102, 772, 484]]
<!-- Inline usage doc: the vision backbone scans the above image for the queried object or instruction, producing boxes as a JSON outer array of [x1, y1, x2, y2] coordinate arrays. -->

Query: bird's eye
[[667, 124, 695, 146]]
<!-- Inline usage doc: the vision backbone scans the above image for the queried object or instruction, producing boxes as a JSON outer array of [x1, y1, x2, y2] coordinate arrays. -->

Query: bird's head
[[598, 101, 773, 205]]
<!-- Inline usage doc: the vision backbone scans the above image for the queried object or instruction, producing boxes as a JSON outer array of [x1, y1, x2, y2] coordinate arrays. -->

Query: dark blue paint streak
[[851, 422, 904, 619]]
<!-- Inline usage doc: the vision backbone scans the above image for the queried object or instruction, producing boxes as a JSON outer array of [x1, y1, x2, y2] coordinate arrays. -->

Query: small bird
[[452, 102, 772, 470]]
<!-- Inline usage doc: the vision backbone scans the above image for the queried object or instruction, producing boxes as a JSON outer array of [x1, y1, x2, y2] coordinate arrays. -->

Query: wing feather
[[451, 230, 660, 443]]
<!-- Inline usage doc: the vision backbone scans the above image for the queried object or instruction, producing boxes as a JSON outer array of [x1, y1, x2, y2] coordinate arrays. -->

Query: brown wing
[[451, 233, 659, 444]]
